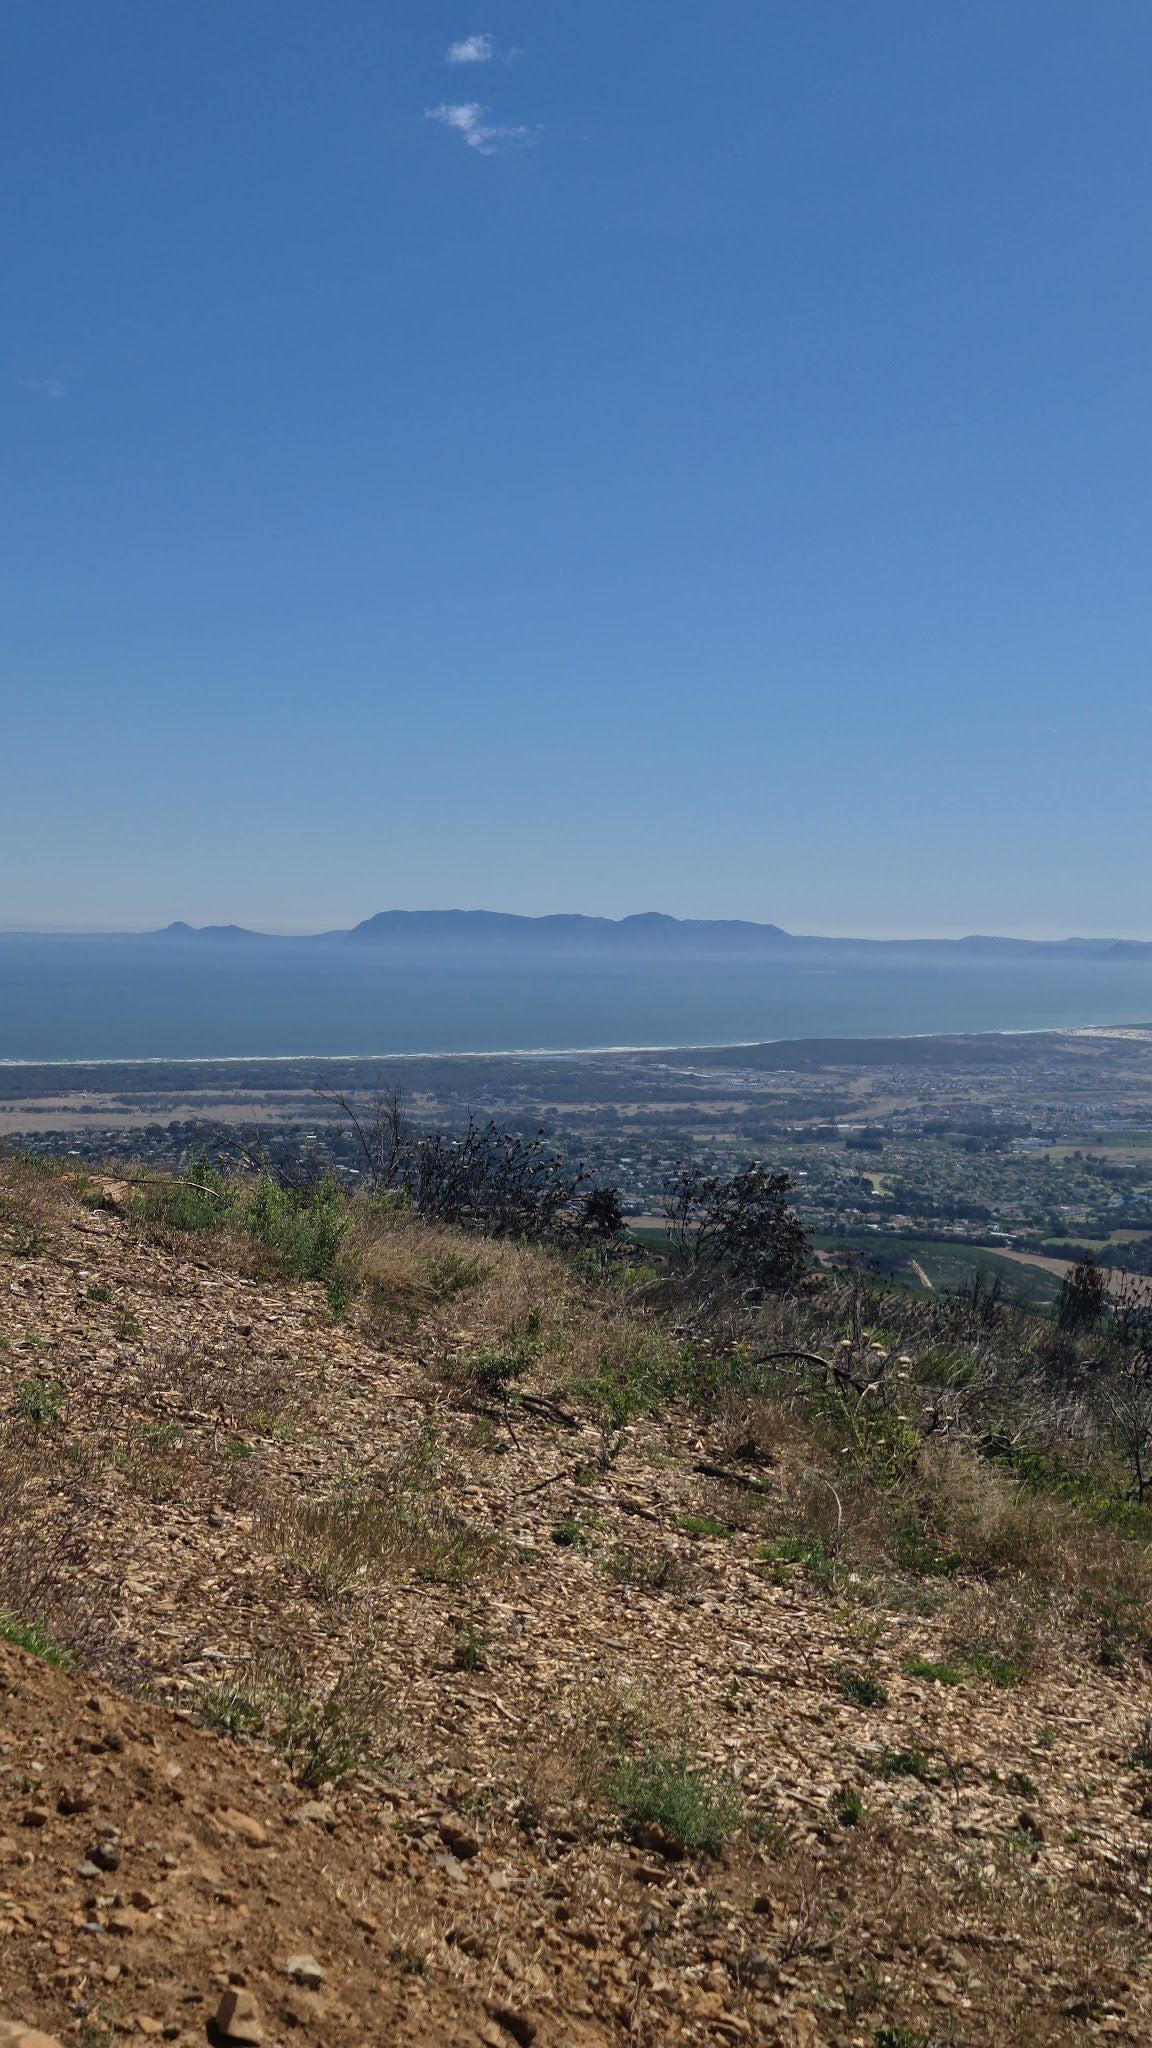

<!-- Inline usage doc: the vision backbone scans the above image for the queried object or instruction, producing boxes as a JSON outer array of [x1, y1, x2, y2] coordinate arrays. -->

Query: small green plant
[[86, 1283, 112, 1303], [0, 1610, 74, 1668], [202, 1657, 391, 1788], [551, 1516, 593, 1550], [451, 1616, 488, 1672], [116, 1307, 142, 1341], [325, 1268, 354, 1319], [757, 1532, 836, 1591], [677, 1515, 732, 1539], [1005, 1769, 1038, 1800], [609, 1741, 739, 1854], [1126, 1717, 1152, 1769], [246, 1172, 348, 1284], [874, 2028, 933, 2048], [835, 1665, 889, 1708], [904, 1657, 966, 1686], [458, 1307, 544, 1398], [138, 1151, 233, 1233], [867, 1746, 936, 1784], [12, 1376, 65, 1426], [279, 1687, 377, 1789], [7, 1219, 47, 1258], [141, 1420, 185, 1451], [196, 1683, 264, 1740], [964, 1650, 1022, 1688], [426, 1249, 488, 1300], [834, 1782, 867, 1827], [78, 2006, 120, 2048]]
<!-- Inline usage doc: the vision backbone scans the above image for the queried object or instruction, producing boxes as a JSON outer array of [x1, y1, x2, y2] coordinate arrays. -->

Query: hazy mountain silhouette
[[149, 911, 1152, 958]]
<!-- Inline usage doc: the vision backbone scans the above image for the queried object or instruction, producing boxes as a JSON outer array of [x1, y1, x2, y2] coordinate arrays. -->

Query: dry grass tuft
[[260, 1428, 497, 1598], [0, 1152, 75, 1258], [195, 1640, 398, 1787]]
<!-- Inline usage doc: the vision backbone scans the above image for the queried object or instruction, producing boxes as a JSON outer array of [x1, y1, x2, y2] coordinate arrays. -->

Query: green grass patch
[[866, 1746, 936, 1784], [964, 1650, 1023, 1688], [609, 1742, 739, 1855], [12, 1376, 65, 1426], [835, 1665, 889, 1708], [904, 1656, 966, 1685], [136, 1155, 349, 1290], [0, 1611, 75, 1668]]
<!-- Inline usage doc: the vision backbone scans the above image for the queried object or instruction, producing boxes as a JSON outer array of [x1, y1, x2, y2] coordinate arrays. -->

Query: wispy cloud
[[20, 376, 66, 399], [446, 33, 494, 64], [426, 101, 539, 155]]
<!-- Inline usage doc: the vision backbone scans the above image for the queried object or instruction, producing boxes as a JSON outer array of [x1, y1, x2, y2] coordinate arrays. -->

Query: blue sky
[[3, 2, 1151, 936]]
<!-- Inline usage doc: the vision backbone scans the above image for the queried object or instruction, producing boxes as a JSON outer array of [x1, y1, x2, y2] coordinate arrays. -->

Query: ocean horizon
[[3, 932, 1152, 1062]]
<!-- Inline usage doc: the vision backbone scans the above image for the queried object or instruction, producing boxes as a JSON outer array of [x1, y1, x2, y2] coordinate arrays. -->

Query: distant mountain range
[[153, 912, 1152, 958]]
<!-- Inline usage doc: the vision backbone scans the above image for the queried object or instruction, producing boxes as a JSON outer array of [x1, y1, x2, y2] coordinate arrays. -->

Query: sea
[[3, 934, 1152, 1062]]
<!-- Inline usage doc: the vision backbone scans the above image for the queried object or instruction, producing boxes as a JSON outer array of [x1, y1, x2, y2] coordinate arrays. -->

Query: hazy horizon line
[[3, 909, 1152, 945]]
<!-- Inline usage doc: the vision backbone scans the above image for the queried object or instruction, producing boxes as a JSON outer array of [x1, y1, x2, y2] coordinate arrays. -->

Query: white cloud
[[20, 376, 66, 399], [426, 102, 539, 155], [446, 33, 494, 64]]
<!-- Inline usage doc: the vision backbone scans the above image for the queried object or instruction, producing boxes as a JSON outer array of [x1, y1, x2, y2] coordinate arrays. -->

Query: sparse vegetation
[[12, 1375, 65, 1426], [903, 1656, 966, 1686], [0, 1610, 74, 1668], [604, 1543, 690, 1593], [194, 1654, 392, 1787], [260, 1434, 494, 1596], [677, 1513, 732, 1539], [607, 1738, 740, 1855], [5, 1137, 1152, 2041], [835, 1664, 889, 1708]]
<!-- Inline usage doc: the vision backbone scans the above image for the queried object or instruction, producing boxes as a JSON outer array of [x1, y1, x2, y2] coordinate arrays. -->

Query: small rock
[[0, 2023, 66, 2048], [1016, 1810, 1045, 1843], [128, 1890, 156, 1914], [438, 1818, 480, 1860], [631, 1820, 684, 1861], [290, 1802, 335, 1830], [107, 1909, 143, 1937], [90, 1844, 120, 1873], [485, 2007, 537, 2048], [135, 2021, 164, 2038], [351, 1910, 377, 1934], [283, 1956, 323, 1991], [213, 1989, 263, 2045], [20, 1808, 51, 1830], [216, 1810, 268, 1849], [57, 1788, 95, 1817], [74, 1862, 101, 1881]]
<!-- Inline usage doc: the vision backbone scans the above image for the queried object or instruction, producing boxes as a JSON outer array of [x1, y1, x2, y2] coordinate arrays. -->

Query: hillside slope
[[1, 1167, 1151, 2045]]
